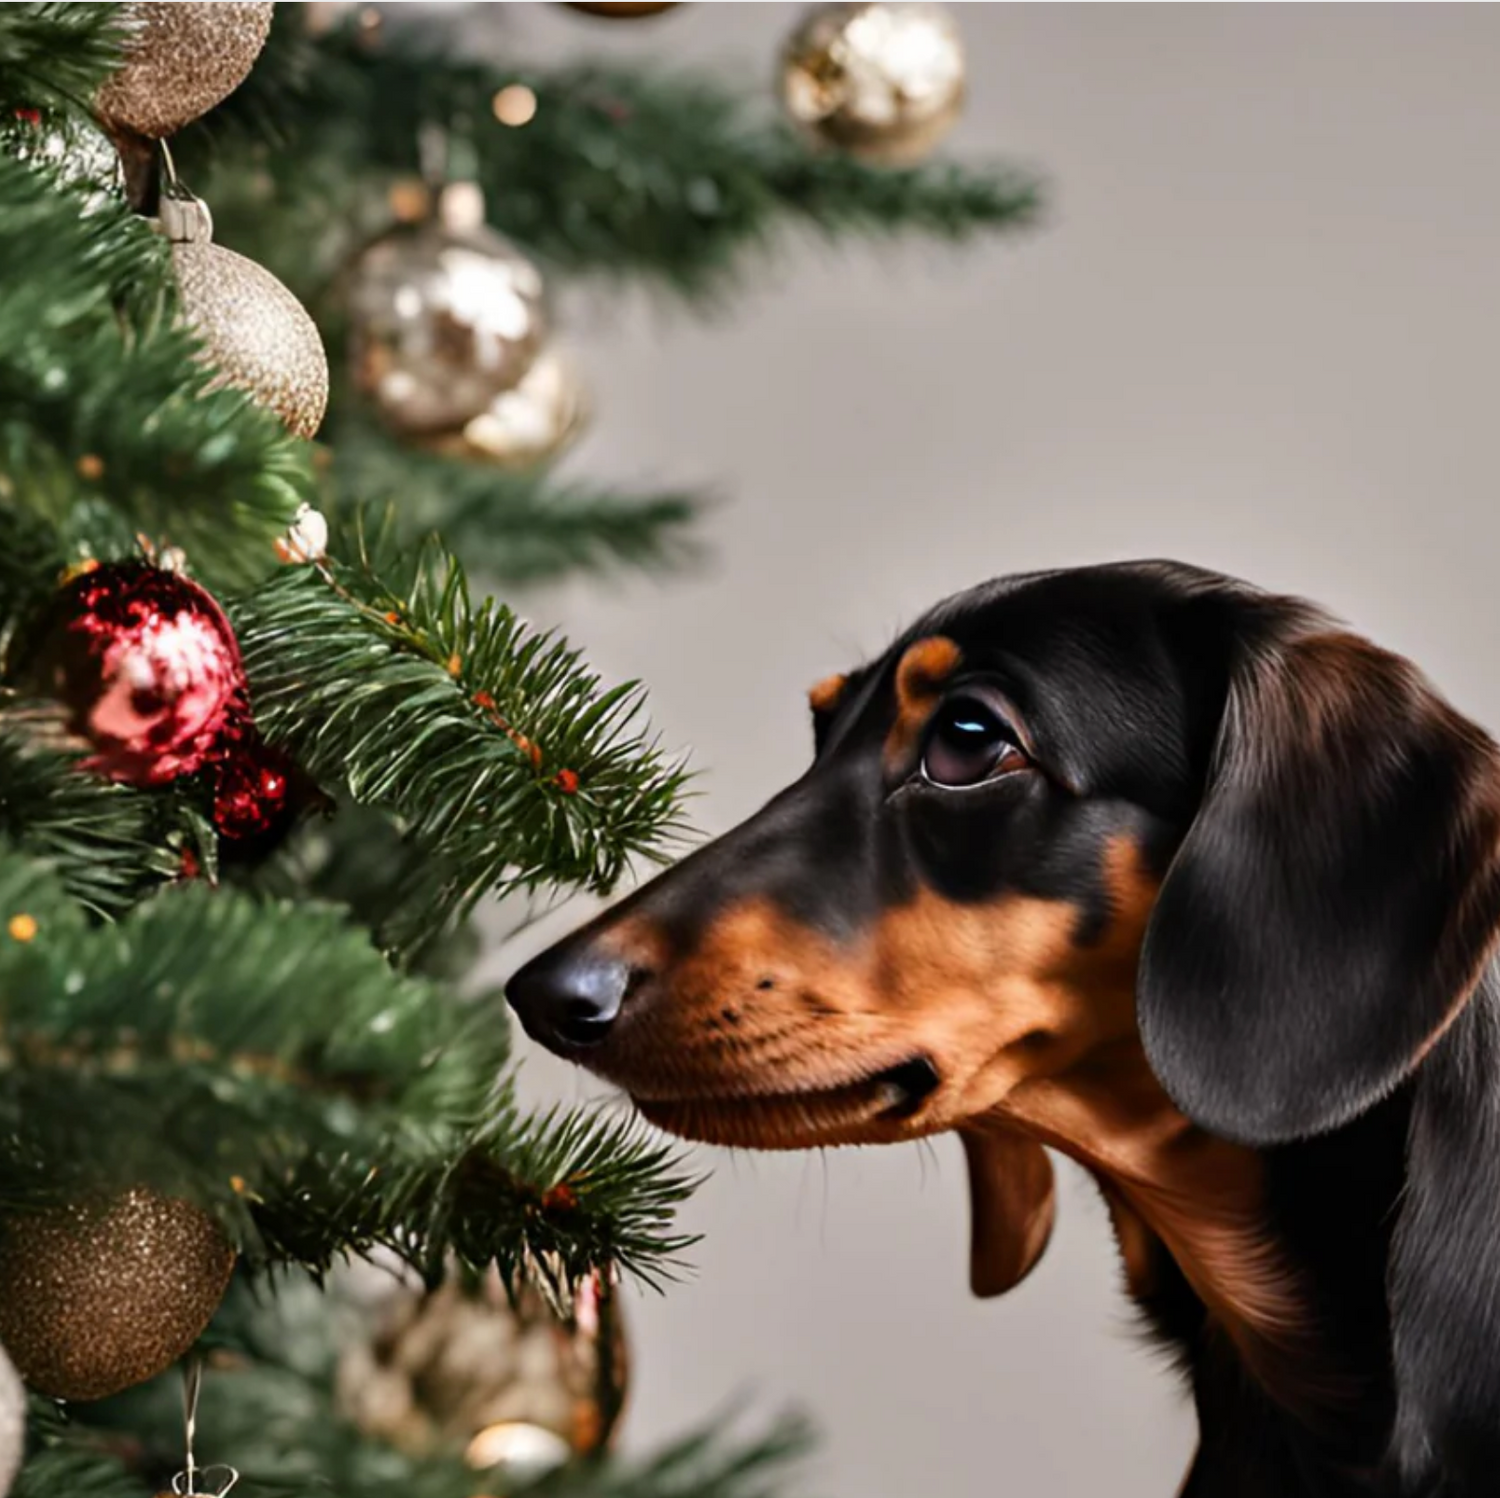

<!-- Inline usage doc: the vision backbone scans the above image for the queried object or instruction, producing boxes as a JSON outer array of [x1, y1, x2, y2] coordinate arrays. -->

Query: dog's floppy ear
[[1386, 976, 1500, 1487], [960, 1127, 1056, 1297], [1138, 621, 1500, 1145]]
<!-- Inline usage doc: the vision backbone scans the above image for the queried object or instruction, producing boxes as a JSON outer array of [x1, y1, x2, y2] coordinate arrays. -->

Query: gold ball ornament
[[0, 1341, 23, 1498], [348, 184, 548, 439], [781, 2, 966, 166], [95, 2, 275, 140], [0, 1188, 236, 1402], [420, 350, 587, 470], [163, 195, 329, 440], [335, 1259, 626, 1472]]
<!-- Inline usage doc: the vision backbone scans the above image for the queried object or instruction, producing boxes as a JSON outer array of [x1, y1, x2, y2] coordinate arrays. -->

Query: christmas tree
[[0, 5, 1038, 1497]]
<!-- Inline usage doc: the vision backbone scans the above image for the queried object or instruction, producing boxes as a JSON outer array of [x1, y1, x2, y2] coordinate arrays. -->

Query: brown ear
[[1140, 627, 1500, 1144], [961, 1127, 1056, 1297]]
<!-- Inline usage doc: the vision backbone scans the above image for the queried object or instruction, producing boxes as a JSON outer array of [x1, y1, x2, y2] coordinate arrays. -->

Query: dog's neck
[[977, 1037, 1373, 1430]]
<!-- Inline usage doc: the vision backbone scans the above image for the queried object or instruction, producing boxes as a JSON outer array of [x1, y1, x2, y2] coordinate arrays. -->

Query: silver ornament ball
[[781, 2, 967, 166], [349, 194, 549, 439], [421, 349, 587, 469]]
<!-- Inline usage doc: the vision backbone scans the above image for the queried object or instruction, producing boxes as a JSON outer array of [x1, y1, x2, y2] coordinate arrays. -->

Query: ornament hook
[[171, 1467, 239, 1498], [171, 1357, 238, 1498], [180, 1353, 202, 1495]]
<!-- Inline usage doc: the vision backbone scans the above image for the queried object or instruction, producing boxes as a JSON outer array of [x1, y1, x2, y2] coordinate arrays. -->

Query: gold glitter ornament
[[95, 3, 275, 140], [420, 350, 587, 470], [0, 1188, 236, 1402], [161, 194, 329, 440], [0, 1341, 23, 1497], [348, 182, 548, 439], [780, 2, 966, 166], [335, 1258, 626, 1468]]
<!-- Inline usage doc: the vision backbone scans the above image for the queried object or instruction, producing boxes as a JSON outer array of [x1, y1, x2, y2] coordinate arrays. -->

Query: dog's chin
[[631, 1056, 945, 1150]]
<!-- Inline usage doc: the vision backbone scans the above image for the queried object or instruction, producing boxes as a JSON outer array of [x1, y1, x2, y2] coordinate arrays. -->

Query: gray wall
[[468, 5, 1500, 1493]]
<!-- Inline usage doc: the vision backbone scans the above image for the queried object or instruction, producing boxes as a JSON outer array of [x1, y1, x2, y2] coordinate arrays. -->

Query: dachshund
[[507, 560, 1500, 1497]]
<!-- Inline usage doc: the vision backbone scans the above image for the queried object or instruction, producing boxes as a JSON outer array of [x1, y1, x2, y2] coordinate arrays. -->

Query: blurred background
[[466, 4, 1500, 1495]]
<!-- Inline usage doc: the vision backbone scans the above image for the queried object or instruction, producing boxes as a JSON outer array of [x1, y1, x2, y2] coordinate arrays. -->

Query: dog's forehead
[[813, 561, 1264, 794], [916, 559, 1228, 648], [854, 562, 1228, 706]]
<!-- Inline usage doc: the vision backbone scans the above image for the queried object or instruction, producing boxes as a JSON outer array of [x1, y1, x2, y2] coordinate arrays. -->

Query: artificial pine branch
[[0, 848, 503, 1219], [0, 728, 184, 916], [249, 1104, 698, 1289], [0, 507, 68, 662], [0, 3, 126, 114], [54, 1275, 812, 1498], [443, 1103, 701, 1291], [0, 155, 313, 593], [185, 7, 1042, 303], [12, 1431, 143, 1498], [0, 844, 698, 1284], [329, 430, 706, 587], [233, 516, 689, 951]]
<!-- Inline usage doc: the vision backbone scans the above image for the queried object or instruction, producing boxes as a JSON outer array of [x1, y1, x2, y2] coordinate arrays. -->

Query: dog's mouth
[[633, 1055, 943, 1149]]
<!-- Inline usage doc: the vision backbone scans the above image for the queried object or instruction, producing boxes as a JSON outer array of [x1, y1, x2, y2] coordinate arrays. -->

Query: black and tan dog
[[507, 561, 1500, 1497]]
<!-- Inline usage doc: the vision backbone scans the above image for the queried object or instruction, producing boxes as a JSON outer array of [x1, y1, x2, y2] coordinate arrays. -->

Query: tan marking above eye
[[894, 636, 962, 707], [885, 635, 962, 771], [807, 673, 848, 716]]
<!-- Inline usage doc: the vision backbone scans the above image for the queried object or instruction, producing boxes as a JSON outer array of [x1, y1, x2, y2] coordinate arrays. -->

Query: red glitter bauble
[[33, 563, 246, 786], [211, 741, 291, 840]]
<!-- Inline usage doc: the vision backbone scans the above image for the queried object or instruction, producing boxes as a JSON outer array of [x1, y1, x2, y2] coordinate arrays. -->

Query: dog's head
[[507, 560, 1500, 1432]]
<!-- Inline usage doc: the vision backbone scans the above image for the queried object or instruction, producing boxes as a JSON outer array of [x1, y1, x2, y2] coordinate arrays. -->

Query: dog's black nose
[[506, 944, 630, 1050]]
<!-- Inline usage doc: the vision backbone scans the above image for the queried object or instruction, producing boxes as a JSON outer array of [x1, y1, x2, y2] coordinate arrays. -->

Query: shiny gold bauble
[[780, 2, 966, 166], [164, 196, 329, 440], [335, 1260, 626, 1474], [420, 350, 587, 470], [0, 1341, 22, 1498], [95, 2, 275, 139], [0, 1188, 236, 1402], [348, 193, 549, 439]]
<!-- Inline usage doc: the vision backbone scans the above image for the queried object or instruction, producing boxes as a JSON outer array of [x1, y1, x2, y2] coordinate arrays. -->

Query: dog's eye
[[921, 694, 1028, 788]]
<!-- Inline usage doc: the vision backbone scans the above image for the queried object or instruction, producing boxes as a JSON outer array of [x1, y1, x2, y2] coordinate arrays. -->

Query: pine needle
[[233, 514, 690, 952]]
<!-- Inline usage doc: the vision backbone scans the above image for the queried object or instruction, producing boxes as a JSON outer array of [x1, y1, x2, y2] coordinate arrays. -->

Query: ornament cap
[[438, 181, 486, 234], [159, 191, 214, 245]]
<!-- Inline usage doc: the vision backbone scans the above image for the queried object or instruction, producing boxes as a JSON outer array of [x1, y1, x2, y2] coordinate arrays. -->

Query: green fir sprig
[[233, 515, 689, 952], [0, 154, 312, 594], [22, 1320, 815, 1498], [0, 2, 126, 114], [327, 429, 705, 587], [186, 5, 1042, 304], [0, 843, 699, 1286], [0, 730, 183, 916]]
